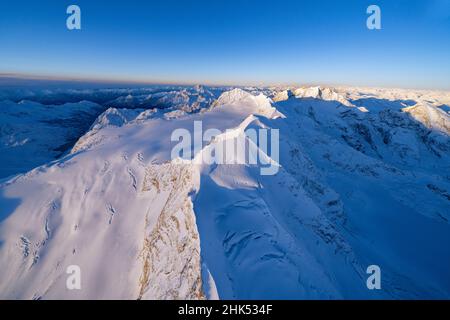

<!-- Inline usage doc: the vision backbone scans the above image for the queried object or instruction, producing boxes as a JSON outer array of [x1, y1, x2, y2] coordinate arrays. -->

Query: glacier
[[0, 85, 449, 299]]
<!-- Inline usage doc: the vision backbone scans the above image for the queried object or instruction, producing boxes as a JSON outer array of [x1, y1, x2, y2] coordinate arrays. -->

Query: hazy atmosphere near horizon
[[0, 0, 450, 303]]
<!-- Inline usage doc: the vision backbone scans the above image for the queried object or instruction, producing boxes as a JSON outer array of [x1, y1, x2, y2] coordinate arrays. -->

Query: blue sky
[[0, 0, 449, 89]]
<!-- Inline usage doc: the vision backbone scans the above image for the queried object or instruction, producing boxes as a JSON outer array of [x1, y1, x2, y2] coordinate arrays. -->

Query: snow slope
[[0, 86, 449, 299], [0, 85, 224, 179]]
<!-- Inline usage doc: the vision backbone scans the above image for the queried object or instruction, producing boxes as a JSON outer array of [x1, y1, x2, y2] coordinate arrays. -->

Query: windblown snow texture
[[0, 85, 449, 299]]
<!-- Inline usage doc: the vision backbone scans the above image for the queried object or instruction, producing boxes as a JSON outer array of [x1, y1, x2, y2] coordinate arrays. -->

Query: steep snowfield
[[0, 86, 449, 299]]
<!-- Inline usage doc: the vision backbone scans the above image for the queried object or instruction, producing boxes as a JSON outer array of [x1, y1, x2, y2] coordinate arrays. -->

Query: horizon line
[[0, 72, 449, 93]]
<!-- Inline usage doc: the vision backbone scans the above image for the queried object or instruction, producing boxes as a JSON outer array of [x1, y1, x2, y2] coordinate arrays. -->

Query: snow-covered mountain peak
[[214, 88, 284, 119], [272, 89, 294, 102], [403, 103, 450, 135], [214, 88, 256, 106], [91, 107, 147, 130], [293, 86, 353, 107]]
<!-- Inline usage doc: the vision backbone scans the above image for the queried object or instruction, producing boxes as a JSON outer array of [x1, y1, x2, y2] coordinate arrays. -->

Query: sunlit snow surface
[[0, 85, 449, 299]]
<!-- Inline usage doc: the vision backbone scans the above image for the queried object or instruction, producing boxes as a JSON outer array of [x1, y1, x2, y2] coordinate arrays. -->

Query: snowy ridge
[[293, 86, 354, 107], [0, 86, 449, 299], [213, 88, 285, 119], [0, 89, 289, 299], [403, 103, 450, 135]]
